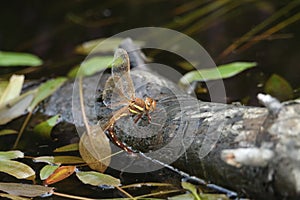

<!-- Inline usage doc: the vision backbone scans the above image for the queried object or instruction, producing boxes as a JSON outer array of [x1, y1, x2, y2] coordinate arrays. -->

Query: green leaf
[[179, 62, 257, 85], [33, 156, 84, 165], [0, 90, 35, 125], [75, 37, 145, 55], [53, 143, 79, 152], [40, 165, 60, 180], [0, 129, 18, 136], [0, 75, 24, 107], [264, 74, 293, 101], [28, 77, 67, 112], [0, 150, 24, 160], [0, 51, 42, 67], [68, 56, 113, 78], [0, 160, 35, 179], [169, 193, 195, 200], [182, 182, 201, 200], [76, 171, 121, 187], [0, 182, 54, 198], [33, 115, 61, 138]]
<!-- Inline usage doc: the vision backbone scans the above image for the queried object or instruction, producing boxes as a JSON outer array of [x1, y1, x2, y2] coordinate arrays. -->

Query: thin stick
[[13, 111, 32, 149], [115, 186, 135, 199], [134, 189, 181, 199], [78, 77, 91, 136], [53, 192, 96, 200]]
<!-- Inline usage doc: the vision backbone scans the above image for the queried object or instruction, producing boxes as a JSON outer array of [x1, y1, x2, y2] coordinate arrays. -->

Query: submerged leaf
[[179, 62, 257, 86], [264, 74, 293, 101], [0, 90, 35, 125], [79, 126, 111, 173], [0, 75, 24, 107], [28, 77, 67, 112], [0, 129, 18, 136], [40, 165, 60, 180], [53, 143, 79, 152], [33, 115, 61, 138], [0, 150, 24, 160], [0, 160, 35, 179], [44, 166, 76, 185], [76, 171, 120, 187], [33, 156, 84, 165], [0, 51, 42, 67], [75, 37, 145, 55], [0, 182, 54, 197], [68, 56, 113, 78]]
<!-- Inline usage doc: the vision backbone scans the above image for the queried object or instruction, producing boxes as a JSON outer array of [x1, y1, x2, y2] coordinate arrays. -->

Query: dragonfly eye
[[145, 97, 156, 111]]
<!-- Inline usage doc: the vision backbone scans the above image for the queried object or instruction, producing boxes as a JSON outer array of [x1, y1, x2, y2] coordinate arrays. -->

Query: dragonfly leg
[[134, 113, 143, 123]]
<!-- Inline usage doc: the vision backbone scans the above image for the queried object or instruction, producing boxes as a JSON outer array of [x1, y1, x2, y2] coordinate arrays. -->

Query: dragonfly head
[[145, 97, 156, 112]]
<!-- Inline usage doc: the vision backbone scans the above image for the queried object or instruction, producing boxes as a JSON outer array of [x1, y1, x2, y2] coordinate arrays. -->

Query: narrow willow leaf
[[0, 90, 35, 125], [40, 165, 60, 180], [0, 182, 54, 198], [0, 74, 24, 107], [44, 166, 76, 185], [264, 74, 293, 101], [53, 143, 79, 152], [0, 150, 24, 160], [168, 193, 195, 200], [179, 62, 257, 85], [28, 77, 67, 112], [33, 156, 84, 165], [75, 37, 145, 55], [79, 126, 111, 173], [0, 193, 31, 200], [0, 129, 18, 136], [0, 51, 42, 67], [67, 56, 113, 78], [0, 160, 35, 179], [33, 115, 61, 138], [181, 182, 201, 200], [76, 171, 120, 187]]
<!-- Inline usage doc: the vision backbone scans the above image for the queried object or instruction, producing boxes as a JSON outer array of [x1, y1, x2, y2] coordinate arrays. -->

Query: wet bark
[[41, 69, 300, 200]]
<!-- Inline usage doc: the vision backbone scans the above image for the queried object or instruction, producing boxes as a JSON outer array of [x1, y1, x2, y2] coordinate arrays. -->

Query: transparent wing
[[111, 48, 135, 100], [103, 75, 128, 110]]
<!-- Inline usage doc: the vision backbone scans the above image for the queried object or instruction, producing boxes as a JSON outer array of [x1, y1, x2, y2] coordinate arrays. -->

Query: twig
[[13, 111, 32, 149]]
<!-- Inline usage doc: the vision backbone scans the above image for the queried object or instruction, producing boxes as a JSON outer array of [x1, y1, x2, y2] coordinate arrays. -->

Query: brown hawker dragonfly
[[101, 48, 157, 153]]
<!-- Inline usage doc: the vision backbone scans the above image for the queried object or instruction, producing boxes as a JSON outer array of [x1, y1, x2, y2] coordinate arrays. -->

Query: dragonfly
[[101, 48, 157, 153]]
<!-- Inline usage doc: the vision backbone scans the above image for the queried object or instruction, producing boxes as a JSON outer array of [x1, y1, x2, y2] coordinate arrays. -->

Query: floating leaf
[[54, 143, 79, 152], [79, 126, 111, 173], [0, 51, 42, 67], [0, 129, 18, 136], [0, 182, 54, 197], [264, 74, 293, 101], [68, 56, 113, 78], [33, 156, 84, 165], [44, 166, 76, 185], [40, 165, 60, 180], [0, 75, 24, 107], [0, 150, 24, 160], [0, 90, 35, 125], [0, 160, 35, 179], [179, 62, 257, 86], [75, 37, 145, 55], [0, 81, 8, 94], [33, 115, 61, 138], [181, 182, 201, 200], [76, 171, 120, 187], [28, 77, 67, 112]]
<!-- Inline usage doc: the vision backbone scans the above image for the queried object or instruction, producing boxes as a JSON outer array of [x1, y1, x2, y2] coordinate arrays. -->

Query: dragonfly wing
[[111, 48, 135, 100], [103, 75, 128, 109]]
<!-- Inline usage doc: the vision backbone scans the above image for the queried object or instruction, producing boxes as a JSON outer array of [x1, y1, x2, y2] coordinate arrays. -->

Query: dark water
[[1, 0, 300, 199]]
